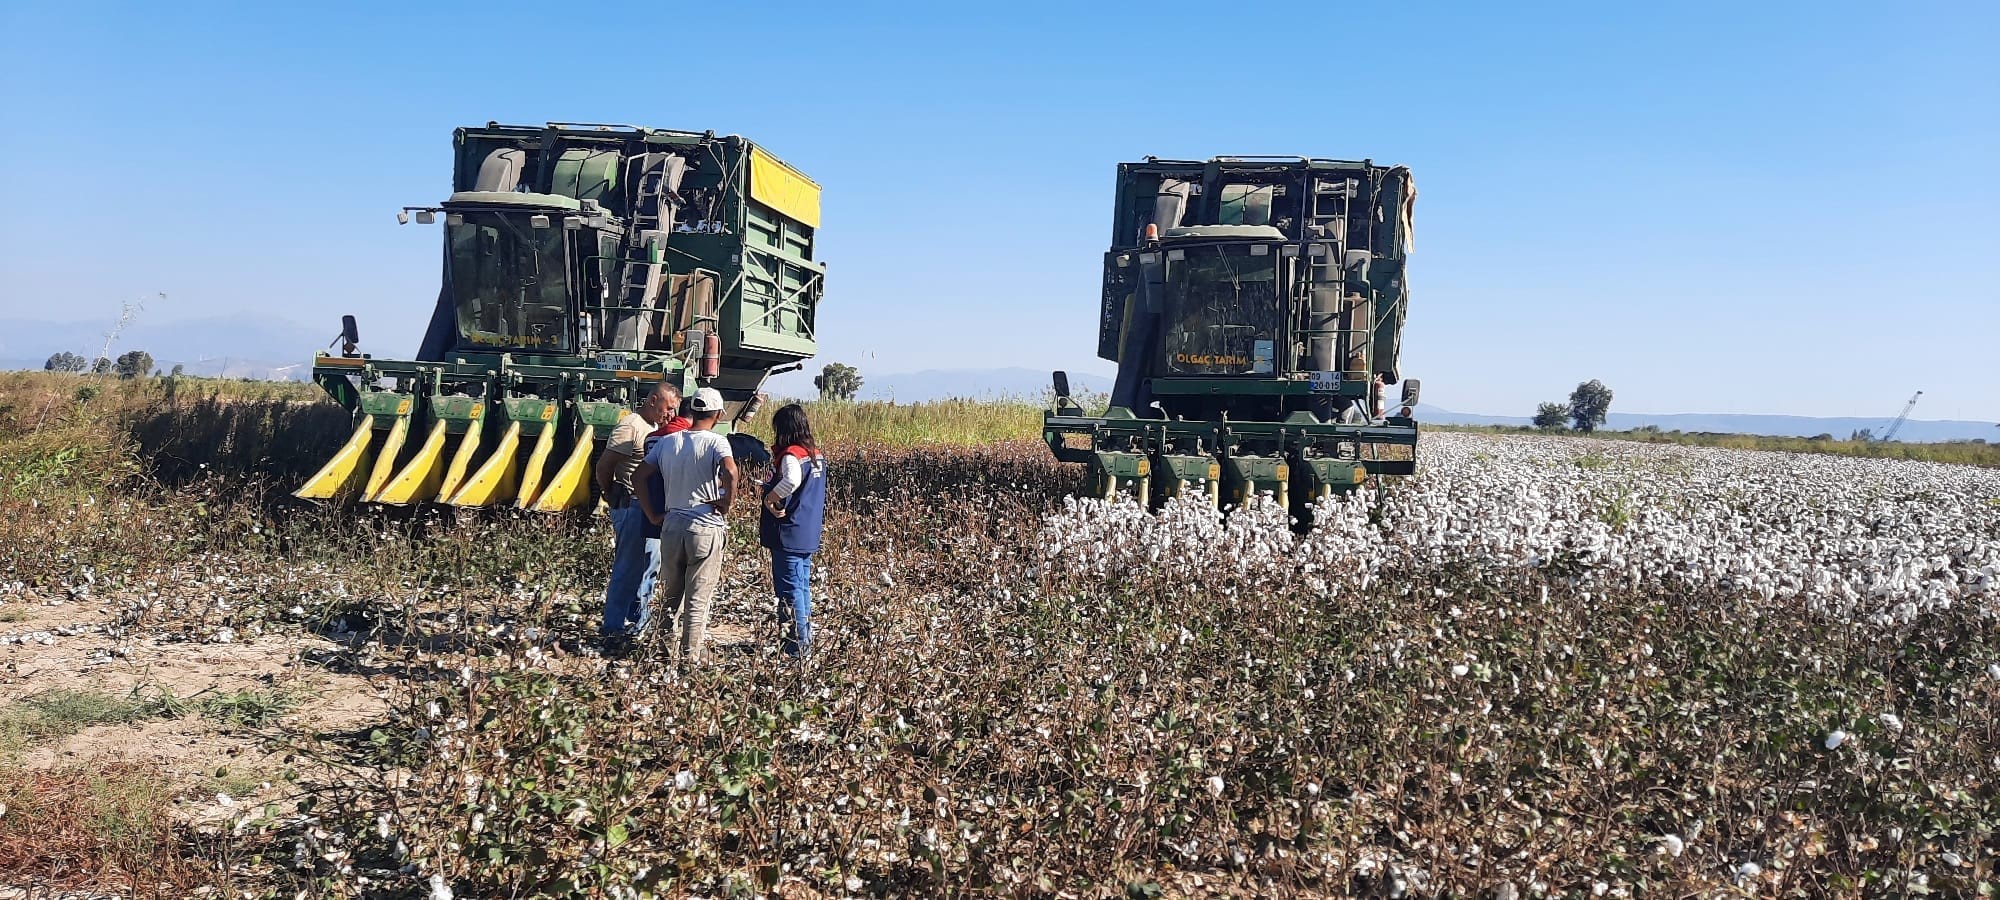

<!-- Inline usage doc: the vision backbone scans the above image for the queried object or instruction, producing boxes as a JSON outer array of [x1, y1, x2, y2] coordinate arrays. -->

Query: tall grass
[[752, 398, 1044, 448]]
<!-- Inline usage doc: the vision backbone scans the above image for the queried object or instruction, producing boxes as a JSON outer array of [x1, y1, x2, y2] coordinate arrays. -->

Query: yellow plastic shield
[[446, 421, 521, 507], [530, 427, 598, 512], [295, 416, 378, 501], [513, 424, 558, 508], [360, 415, 410, 501], [437, 423, 484, 501], [371, 420, 449, 505]]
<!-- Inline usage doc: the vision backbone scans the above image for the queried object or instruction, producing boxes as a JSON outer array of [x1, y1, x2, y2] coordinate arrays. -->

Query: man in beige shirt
[[596, 381, 679, 647]]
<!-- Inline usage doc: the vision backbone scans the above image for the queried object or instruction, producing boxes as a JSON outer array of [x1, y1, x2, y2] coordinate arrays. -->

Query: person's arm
[[635, 457, 663, 524], [713, 455, 739, 516], [764, 454, 802, 517], [594, 449, 631, 494], [596, 418, 643, 495]]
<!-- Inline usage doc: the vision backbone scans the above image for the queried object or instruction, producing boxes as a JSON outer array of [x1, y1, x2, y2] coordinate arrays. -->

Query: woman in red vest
[[760, 404, 827, 657]]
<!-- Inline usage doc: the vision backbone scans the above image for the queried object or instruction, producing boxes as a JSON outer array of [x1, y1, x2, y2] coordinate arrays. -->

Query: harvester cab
[[1046, 156, 1421, 519], [298, 122, 823, 510]]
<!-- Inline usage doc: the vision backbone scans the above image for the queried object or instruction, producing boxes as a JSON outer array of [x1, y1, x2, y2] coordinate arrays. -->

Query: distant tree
[[1809, 433, 1834, 442], [1532, 402, 1570, 431], [169, 363, 185, 378], [1849, 428, 1874, 442], [113, 350, 154, 380], [43, 351, 86, 373], [813, 363, 863, 401], [1568, 379, 1614, 433], [91, 356, 112, 375]]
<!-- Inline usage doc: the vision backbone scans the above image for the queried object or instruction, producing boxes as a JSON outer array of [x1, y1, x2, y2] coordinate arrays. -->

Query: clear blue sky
[[2, 1, 1995, 420]]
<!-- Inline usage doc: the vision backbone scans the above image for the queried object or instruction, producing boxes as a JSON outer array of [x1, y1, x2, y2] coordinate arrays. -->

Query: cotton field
[[6, 417, 1998, 896], [1046, 432, 2000, 627]]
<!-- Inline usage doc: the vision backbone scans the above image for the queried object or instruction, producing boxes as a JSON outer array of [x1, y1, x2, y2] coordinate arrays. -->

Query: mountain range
[[4, 316, 1992, 443], [0, 314, 334, 381]]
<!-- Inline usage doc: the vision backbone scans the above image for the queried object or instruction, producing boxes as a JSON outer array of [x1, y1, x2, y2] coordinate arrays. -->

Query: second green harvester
[[296, 122, 824, 510], [1045, 155, 1421, 517]]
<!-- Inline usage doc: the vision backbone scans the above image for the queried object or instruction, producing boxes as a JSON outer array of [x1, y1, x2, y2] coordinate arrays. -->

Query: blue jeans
[[602, 506, 660, 637], [771, 549, 813, 656]]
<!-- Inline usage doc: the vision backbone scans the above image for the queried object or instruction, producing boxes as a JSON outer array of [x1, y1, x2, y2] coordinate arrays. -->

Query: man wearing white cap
[[634, 387, 738, 663]]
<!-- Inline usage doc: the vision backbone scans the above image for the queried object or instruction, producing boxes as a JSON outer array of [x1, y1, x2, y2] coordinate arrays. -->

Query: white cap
[[689, 387, 725, 413]]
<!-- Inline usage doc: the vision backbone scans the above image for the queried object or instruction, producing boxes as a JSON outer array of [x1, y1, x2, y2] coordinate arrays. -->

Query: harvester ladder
[[620, 154, 679, 310]]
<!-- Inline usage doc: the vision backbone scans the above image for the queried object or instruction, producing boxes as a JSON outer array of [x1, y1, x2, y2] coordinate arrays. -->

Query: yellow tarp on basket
[[749, 147, 820, 228]]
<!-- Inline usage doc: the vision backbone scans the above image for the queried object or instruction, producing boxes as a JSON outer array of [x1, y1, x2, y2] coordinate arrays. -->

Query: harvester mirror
[[415, 210, 436, 225], [1399, 378, 1421, 407], [1052, 371, 1073, 400], [340, 315, 361, 346]]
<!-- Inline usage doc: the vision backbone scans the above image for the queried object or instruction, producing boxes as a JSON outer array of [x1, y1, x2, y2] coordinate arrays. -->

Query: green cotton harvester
[[1045, 156, 1422, 521], [297, 122, 823, 509]]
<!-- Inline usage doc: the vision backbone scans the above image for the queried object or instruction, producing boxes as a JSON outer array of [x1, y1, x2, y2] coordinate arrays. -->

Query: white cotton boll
[[675, 770, 696, 791], [1657, 834, 1684, 857], [1824, 730, 1848, 750], [1878, 712, 1902, 732], [1205, 775, 1225, 797], [1988, 663, 2000, 681], [429, 873, 454, 900], [880, 571, 894, 587], [1451, 664, 1469, 677]]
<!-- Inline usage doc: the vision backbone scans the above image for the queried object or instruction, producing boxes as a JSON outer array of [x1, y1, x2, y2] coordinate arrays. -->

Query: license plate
[[1310, 371, 1342, 392]]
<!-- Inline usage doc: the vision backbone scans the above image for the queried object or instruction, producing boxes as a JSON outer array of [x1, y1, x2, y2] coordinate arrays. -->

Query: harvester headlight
[[1280, 245, 1300, 257], [530, 214, 551, 229], [396, 211, 410, 225], [1140, 252, 1160, 265], [1250, 244, 1269, 256], [1166, 249, 1185, 262], [415, 210, 437, 225], [563, 216, 584, 230], [445, 213, 464, 226]]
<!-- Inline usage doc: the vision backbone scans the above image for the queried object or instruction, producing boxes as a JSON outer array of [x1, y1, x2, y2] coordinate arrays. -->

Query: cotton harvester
[[1044, 156, 1421, 519], [297, 122, 823, 510]]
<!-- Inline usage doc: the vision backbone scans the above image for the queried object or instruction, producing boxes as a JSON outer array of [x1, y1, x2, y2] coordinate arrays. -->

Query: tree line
[[43, 350, 176, 379]]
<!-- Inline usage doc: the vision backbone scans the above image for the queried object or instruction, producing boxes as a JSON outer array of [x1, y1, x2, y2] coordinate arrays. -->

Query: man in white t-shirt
[[635, 387, 739, 663], [594, 381, 678, 648]]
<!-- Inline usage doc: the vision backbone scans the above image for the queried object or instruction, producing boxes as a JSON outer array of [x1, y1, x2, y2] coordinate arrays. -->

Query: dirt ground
[[0, 589, 386, 829], [1, 579, 764, 834]]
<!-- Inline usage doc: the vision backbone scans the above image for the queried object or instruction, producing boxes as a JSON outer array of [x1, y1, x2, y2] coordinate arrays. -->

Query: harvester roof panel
[[1163, 225, 1286, 241], [443, 191, 583, 210]]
